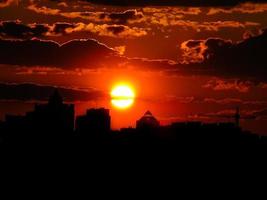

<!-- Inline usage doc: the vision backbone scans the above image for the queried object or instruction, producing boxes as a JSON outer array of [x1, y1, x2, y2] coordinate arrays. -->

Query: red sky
[[1, 0, 267, 134]]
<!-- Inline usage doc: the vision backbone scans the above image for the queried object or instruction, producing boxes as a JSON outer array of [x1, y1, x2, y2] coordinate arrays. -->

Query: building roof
[[49, 89, 63, 105], [137, 110, 160, 128]]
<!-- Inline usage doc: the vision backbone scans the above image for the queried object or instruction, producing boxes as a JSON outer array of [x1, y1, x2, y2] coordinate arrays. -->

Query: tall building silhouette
[[4, 89, 75, 142], [136, 111, 160, 130], [28, 89, 74, 135], [76, 108, 111, 138]]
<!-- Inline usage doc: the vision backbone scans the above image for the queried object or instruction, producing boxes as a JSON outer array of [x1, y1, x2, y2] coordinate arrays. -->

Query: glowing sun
[[111, 84, 135, 109]]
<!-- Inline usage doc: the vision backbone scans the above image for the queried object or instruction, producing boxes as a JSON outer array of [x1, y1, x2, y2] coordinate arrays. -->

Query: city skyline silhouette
[[1, 89, 265, 151], [1, 1, 267, 151]]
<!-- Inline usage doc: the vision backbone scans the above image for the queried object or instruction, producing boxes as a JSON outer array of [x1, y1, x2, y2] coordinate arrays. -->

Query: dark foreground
[[1, 126, 266, 184], [1, 124, 267, 155]]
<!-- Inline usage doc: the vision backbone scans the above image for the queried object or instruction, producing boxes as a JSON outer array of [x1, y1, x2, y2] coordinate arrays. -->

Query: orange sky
[[1, 0, 267, 134]]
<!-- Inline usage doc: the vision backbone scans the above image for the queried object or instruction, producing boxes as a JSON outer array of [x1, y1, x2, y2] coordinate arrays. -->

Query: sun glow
[[111, 84, 135, 109]]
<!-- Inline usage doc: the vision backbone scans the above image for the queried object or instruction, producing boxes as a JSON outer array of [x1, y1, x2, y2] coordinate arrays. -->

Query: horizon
[[0, 89, 246, 133]]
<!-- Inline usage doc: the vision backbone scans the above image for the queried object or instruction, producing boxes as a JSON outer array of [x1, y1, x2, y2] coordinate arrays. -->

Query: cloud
[[14, 66, 66, 75], [27, 3, 144, 24], [177, 29, 267, 81], [113, 46, 126, 55], [0, 38, 121, 68], [26, 3, 258, 32], [49, 22, 76, 36], [142, 7, 201, 15], [57, 1, 68, 7], [100, 9, 144, 24], [204, 98, 243, 104], [180, 40, 207, 63], [83, 0, 267, 7], [0, 20, 147, 39], [0, 0, 18, 8], [0, 20, 50, 39], [0, 83, 105, 102], [27, 3, 61, 15], [207, 3, 267, 15], [0, 37, 176, 73], [0, 37, 164, 71], [2, 27, 267, 82], [126, 57, 177, 71], [199, 109, 238, 119], [142, 11, 259, 30], [203, 79, 253, 93], [65, 22, 148, 38], [0, 21, 78, 39]]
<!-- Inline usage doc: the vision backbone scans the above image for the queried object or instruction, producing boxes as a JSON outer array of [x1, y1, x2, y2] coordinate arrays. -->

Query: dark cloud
[[127, 28, 267, 81], [0, 83, 105, 102], [0, 38, 121, 68], [178, 29, 267, 81], [51, 22, 76, 35], [1, 26, 267, 82], [100, 9, 144, 24], [207, 3, 267, 15], [0, 21, 50, 39], [84, 0, 267, 7], [27, 3, 144, 24], [0, 21, 78, 39], [106, 25, 126, 35], [0, 20, 147, 39]]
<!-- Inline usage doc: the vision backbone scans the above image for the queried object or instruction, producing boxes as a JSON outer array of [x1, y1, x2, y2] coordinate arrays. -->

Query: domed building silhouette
[[26, 89, 74, 136], [136, 111, 160, 130], [3, 89, 75, 144]]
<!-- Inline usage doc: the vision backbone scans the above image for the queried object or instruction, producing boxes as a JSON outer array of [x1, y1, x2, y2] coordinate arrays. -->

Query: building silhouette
[[3, 89, 74, 143], [0, 90, 265, 149], [235, 107, 240, 127], [136, 111, 160, 130], [27, 89, 74, 135], [76, 108, 111, 139]]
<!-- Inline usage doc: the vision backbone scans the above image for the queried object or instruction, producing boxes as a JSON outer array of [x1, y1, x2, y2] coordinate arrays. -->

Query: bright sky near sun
[[111, 84, 135, 109]]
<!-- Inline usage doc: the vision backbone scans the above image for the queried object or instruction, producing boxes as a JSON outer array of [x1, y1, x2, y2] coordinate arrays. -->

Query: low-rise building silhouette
[[76, 108, 111, 138], [136, 111, 160, 130]]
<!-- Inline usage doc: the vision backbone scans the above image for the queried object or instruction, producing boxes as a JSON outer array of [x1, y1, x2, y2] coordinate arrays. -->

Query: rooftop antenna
[[235, 107, 240, 127]]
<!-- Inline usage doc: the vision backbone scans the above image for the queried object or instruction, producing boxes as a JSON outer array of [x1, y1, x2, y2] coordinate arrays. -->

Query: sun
[[111, 84, 135, 109]]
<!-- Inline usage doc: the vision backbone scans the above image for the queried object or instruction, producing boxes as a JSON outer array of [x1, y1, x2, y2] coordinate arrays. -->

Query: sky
[[1, 0, 267, 134]]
